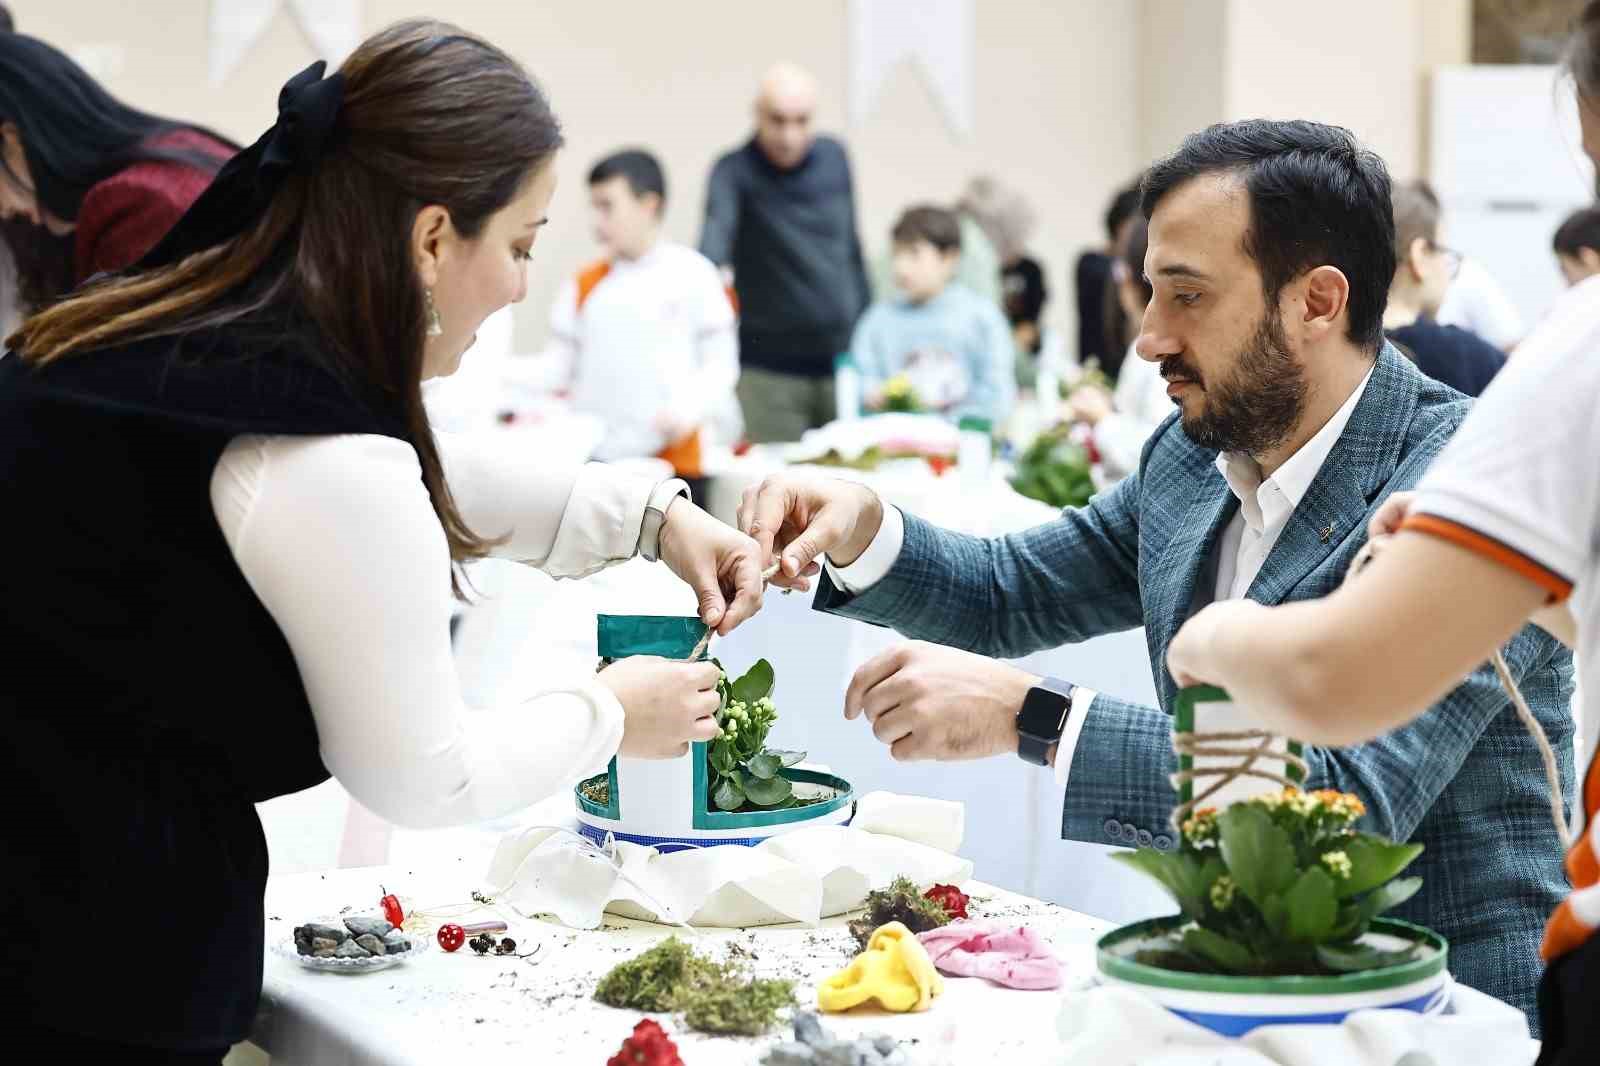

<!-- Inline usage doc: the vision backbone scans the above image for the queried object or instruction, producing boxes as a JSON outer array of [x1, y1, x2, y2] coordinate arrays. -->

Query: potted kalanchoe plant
[[574, 617, 854, 851], [705, 659, 810, 811], [1097, 787, 1449, 1036]]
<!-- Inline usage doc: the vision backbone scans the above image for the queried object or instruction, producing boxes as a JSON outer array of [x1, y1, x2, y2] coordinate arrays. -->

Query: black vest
[[0, 318, 410, 1048]]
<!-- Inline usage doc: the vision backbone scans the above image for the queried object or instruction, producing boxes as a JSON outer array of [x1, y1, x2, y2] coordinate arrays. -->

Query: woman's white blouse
[[210, 432, 653, 828]]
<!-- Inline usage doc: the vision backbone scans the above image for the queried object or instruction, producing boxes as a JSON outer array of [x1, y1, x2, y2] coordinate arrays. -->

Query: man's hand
[[844, 641, 1038, 762], [657, 499, 765, 635], [736, 472, 885, 591]]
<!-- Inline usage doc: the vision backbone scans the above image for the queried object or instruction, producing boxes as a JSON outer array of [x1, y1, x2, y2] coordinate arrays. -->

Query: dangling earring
[[424, 288, 444, 338]]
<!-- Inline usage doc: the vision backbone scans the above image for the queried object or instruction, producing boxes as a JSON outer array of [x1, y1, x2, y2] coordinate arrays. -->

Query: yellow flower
[[883, 375, 913, 398], [1209, 875, 1237, 911], [1181, 807, 1218, 846], [1321, 850, 1353, 879]]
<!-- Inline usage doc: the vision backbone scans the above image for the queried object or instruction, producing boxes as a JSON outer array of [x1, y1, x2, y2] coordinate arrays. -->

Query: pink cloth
[[916, 920, 1063, 990]]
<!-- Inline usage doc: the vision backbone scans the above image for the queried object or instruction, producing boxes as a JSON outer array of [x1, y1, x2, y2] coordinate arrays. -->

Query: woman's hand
[[657, 499, 766, 635], [599, 657, 722, 758], [1066, 383, 1114, 427], [1166, 599, 1271, 689]]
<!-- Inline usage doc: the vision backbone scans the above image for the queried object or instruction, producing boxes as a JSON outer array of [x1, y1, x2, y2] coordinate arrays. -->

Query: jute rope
[[685, 561, 783, 662], [1168, 537, 1572, 848]]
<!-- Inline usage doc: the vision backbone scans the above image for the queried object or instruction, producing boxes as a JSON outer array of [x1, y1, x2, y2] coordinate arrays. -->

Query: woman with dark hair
[[1064, 216, 1171, 480], [1, 20, 766, 1061], [1168, 3, 1600, 1060], [0, 32, 235, 312]]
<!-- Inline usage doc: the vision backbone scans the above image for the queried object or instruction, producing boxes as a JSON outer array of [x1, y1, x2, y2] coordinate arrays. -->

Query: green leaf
[[1110, 849, 1212, 920], [770, 749, 807, 768], [747, 752, 782, 780], [1337, 836, 1425, 899], [1328, 902, 1365, 942], [1284, 868, 1338, 943], [742, 774, 793, 807], [1315, 940, 1422, 973], [1355, 876, 1423, 923], [730, 659, 775, 704], [1217, 804, 1298, 907], [710, 744, 737, 775], [1181, 926, 1256, 974], [1259, 893, 1290, 939], [713, 777, 745, 811]]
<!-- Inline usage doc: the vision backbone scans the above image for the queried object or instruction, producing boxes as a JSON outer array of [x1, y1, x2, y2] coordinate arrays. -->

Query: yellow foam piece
[[817, 921, 945, 1013]]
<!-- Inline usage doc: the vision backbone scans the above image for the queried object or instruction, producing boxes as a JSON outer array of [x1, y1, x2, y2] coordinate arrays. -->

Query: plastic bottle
[[957, 416, 993, 494], [834, 353, 861, 423]]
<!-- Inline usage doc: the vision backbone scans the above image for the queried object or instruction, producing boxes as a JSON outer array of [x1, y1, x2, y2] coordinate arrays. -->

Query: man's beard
[[1165, 311, 1308, 457]]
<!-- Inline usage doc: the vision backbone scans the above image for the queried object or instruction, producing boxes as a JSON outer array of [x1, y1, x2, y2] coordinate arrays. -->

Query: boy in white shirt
[[543, 150, 739, 474]]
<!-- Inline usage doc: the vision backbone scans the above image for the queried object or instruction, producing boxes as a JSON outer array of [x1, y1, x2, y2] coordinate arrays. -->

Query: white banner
[[208, 0, 362, 87], [848, 0, 974, 139]]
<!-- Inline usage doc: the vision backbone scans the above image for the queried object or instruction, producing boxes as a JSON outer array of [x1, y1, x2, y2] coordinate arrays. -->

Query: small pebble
[[852, 1039, 885, 1066], [761, 1043, 816, 1066], [309, 937, 338, 958], [812, 1044, 857, 1066], [302, 923, 349, 943], [881, 1052, 908, 1066], [793, 1011, 827, 1047], [382, 932, 412, 955], [354, 934, 386, 956], [343, 916, 394, 939], [334, 939, 372, 959], [871, 1034, 898, 1055]]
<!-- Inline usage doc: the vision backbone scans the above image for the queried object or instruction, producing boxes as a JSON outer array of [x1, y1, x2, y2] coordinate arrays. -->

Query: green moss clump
[[594, 936, 796, 1036], [848, 877, 953, 951], [683, 976, 796, 1036]]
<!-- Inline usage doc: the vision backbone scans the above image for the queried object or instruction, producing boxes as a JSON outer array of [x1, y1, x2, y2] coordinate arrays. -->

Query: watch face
[[1018, 685, 1069, 740]]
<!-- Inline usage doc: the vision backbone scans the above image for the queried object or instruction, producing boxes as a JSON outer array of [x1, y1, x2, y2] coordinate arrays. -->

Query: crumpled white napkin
[[482, 792, 974, 929], [1053, 981, 1535, 1066]]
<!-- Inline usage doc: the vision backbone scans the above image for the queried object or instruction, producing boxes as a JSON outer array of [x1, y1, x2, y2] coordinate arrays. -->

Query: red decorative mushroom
[[436, 923, 466, 953]]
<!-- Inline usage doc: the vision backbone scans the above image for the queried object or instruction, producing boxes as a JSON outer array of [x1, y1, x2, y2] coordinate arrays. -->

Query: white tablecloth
[[248, 857, 1110, 1066]]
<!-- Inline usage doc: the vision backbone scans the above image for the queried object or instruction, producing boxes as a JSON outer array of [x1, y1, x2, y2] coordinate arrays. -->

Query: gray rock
[[880, 1052, 909, 1066], [852, 1039, 884, 1066], [343, 916, 394, 939], [812, 1044, 858, 1066], [355, 934, 386, 956], [302, 923, 349, 943], [793, 1011, 827, 1047], [761, 1043, 816, 1066], [309, 937, 338, 958], [381, 932, 412, 955], [871, 1035, 898, 1056], [334, 939, 372, 959]]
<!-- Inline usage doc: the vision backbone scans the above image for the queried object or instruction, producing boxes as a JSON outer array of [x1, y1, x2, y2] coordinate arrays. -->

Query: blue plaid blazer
[[816, 346, 1574, 1026]]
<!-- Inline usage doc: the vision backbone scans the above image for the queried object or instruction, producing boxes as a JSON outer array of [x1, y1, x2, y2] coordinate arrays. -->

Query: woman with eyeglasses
[[0, 33, 236, 316], [1, 19, 765, 1061], [1168, 7, 1600, 1060], [1381, 179, 1506, 397]]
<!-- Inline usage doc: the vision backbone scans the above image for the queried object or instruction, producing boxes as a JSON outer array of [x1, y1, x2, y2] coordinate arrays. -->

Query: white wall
[[9, 0, 1146, 352]]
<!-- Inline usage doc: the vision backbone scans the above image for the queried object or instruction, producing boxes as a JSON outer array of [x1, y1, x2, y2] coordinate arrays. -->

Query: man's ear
[[1406, 236, 1430, 283], [412, 205, 452, 290], [1299, 265, 1352, 341]]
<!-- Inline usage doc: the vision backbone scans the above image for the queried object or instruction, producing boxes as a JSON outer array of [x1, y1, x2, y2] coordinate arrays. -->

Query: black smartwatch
[[1016, 677, 1076, 766]]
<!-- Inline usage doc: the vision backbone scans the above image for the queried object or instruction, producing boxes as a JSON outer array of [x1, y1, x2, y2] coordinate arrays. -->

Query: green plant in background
[[1010, 424, 1096, 509], [877, 373, 923, 413], [706, 659, 807, 812], [1113, 788, 1426, 976]]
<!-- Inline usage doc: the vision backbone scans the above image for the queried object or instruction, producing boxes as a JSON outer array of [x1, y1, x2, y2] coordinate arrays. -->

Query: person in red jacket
[[0, 32, 234, 315]]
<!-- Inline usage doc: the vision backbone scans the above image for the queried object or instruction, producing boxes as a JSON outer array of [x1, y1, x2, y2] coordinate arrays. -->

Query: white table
[[247, 858, 1110, 1066]]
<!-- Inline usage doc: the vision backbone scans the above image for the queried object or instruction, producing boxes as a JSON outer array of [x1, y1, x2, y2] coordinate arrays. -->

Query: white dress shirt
[[211, 433, 658, 829], [827, 366, 1375, 790]]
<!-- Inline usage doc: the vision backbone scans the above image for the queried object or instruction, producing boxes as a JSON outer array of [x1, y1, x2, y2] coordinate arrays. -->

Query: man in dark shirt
[[1383, 181, 1504, 397], [699, 63, 870, 442], [1072, 182, 1140, 376]]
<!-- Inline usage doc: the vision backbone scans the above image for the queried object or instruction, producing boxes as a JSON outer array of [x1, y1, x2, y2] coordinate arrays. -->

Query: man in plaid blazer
[[738, 120, 1574, 1026]]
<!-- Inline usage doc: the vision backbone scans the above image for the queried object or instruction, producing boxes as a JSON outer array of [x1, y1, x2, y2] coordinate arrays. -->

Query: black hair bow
[[138, 61, 346, 270]]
